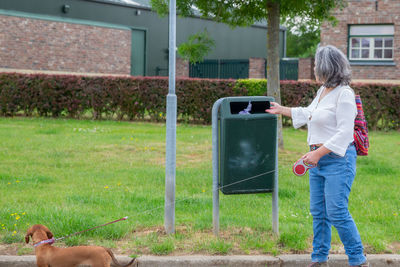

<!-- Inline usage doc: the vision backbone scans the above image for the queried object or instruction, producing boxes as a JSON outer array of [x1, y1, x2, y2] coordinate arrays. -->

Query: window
[[349, 25, 394, 61]]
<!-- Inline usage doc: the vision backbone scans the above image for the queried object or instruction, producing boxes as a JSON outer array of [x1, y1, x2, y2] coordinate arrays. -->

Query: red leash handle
[[54, 216, 128, 242]]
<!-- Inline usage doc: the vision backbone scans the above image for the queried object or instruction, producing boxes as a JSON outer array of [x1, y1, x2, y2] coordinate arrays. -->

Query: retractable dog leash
[[292, 158, 316, 176], [52, 216, 128, 243]]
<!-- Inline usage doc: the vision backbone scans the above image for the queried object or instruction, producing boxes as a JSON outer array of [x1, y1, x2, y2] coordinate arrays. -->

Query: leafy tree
[[151, 0, 345, 148], [286, 29, 320, 58], [177, 29, 215, 64], [285, 19, 321, 58], [283, 15, 338, 58]]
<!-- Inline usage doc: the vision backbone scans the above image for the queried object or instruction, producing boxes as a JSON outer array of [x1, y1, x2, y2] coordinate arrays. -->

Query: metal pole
[[164, 0, 176, 235], [272, 116, 279, 235], [212, 98, 224, 236]]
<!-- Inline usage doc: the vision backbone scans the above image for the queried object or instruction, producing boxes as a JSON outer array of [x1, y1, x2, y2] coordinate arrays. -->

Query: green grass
[[0, 117, 399, 256]]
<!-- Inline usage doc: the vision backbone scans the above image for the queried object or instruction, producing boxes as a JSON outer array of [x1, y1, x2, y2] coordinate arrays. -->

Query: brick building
[[0, 14, 132, 75], [320, 0, 399, 81], [0, 0, 286, 78]]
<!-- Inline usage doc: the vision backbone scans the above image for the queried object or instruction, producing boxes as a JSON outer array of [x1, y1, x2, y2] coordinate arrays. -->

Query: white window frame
[[348, 25, 394, 61]]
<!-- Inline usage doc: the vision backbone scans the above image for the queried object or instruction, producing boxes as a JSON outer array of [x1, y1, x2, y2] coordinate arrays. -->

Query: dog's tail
[[105, 248, 136, 267]]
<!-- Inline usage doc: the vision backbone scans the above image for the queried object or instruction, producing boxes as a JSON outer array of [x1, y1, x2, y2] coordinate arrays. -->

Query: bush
[[0, 73, 398, 129], [235, 79, 267, 96]]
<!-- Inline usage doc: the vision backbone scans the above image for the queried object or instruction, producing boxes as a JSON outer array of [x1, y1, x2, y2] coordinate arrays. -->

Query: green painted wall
[[0, 0, 286, 76]]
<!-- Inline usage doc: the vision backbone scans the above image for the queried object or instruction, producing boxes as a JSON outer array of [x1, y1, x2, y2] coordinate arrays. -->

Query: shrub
[[235, 79, 267, 96], [0, 73, 398, 129]]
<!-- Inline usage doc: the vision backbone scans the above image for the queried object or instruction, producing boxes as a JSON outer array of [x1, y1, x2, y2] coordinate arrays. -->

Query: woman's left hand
[[302, 151, 322, 166]]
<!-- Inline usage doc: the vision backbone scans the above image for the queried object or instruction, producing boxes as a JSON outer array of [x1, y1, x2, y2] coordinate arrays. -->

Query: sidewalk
[[0, 254, 399, 267]]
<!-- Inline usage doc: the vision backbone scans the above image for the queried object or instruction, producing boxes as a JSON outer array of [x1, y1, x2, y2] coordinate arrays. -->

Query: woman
[[266, 45, 369, 267]]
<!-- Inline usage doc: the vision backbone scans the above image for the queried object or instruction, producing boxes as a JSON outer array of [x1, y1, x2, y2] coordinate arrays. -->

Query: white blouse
[[291, 85, 357, 157]]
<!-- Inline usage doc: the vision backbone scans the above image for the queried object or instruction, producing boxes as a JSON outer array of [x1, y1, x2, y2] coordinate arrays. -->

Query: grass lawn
[[0, 117, 399, 256]]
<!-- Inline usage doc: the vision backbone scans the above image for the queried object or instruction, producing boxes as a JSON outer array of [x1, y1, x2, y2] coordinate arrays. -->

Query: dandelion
[[117, 182, 121, 186], [22, 212, 26, 215], [104, 186, 109, 189], [16, 180, 20, 183], [15, 216, 20, 220], [7, 182, 11, 185], [202, 189, 206, 193]]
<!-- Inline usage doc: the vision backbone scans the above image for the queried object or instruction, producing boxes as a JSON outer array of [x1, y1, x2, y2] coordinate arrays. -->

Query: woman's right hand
[[265, 102, 292, 117], [265, 102, 282, 115]]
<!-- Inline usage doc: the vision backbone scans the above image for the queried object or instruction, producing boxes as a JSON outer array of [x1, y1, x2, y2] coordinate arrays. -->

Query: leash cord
[[53, 169, 275, 242], [54, 217, 128, 242]]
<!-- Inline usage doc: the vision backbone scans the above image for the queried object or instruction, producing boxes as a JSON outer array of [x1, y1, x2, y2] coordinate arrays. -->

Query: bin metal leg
[[272, 121, 279, 235], [212, 98, 224, 236]]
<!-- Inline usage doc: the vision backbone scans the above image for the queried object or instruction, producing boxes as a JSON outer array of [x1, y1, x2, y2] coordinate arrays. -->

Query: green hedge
[[0, 73, 398, 129]]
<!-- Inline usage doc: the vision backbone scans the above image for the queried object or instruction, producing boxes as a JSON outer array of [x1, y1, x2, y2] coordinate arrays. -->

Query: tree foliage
[[284, 15, 337, 58], [177, 29, 215, 64], [285, 21, 321, 58], [151, 0, 344, 28]]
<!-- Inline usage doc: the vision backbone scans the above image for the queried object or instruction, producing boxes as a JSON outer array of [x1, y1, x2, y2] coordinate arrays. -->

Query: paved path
[[1, 254, 399, 266]]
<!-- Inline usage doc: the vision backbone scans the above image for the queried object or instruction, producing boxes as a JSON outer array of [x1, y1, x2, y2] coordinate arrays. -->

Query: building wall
[[298, 58, 314, 80], [0, 14, 131, 74], [320, 0, 400, 80], [0, 0, 286, 77], [249, 58, 265, 79]]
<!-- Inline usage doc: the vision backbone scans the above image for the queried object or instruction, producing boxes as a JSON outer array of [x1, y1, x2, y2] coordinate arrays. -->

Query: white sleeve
[[291, 106, 312, 129], [291, 90, 320, 129], [324, 89, 357, 156]]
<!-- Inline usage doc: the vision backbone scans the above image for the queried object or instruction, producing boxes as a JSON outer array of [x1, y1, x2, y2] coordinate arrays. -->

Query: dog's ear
[[46, 229, 53, 239], [25, 227, 33, 244]]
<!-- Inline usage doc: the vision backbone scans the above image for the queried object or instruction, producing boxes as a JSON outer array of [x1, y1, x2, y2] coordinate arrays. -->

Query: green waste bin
[[219, 96, 277, 194]]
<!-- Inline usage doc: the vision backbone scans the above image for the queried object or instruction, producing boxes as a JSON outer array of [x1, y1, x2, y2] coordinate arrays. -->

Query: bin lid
[[219, 96, 276, 119]]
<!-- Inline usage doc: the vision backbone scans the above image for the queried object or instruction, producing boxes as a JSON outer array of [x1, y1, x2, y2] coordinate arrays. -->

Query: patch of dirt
[[0, 243, 34, 256]]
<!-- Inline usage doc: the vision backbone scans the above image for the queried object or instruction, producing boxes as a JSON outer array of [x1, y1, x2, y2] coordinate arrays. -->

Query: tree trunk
[[267, 1, 284, 149]]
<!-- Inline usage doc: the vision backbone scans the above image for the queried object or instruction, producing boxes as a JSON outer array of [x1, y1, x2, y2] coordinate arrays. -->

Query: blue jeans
[[309, 144, 366, 266]]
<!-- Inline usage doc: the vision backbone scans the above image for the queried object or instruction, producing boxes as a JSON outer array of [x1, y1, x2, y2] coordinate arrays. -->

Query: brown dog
[[25, 224, 136, 267]]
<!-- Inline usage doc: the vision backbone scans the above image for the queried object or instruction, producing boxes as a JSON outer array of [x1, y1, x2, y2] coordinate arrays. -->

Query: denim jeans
[[309, 144, 366, 266]]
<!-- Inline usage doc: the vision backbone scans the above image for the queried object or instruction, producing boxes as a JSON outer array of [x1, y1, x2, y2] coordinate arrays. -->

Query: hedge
[[0, 73, 399, 130]]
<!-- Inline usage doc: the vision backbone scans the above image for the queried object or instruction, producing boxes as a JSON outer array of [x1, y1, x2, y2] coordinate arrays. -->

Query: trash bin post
[[212, 98, 225, 236], [272, 123, 279, 235]]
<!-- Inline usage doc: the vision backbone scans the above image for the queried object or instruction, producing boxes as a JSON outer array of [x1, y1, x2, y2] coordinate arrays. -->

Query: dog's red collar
[[33, 238, 55, 247]]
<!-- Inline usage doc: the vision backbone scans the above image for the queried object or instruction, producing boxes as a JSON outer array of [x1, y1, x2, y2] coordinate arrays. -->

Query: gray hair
[[314, 45, 351, 88]]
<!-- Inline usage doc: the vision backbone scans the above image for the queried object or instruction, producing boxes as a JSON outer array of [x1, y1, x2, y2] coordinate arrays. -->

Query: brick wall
[[249, 57, 265, 79], [0, 15, 131, 75], [176, 58, 189, 78], [320, 0, 400, 80], [298, 58, 315, 80]]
